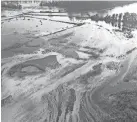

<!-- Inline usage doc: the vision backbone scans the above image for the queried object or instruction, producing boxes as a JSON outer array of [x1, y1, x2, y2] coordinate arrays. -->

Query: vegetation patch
[[1, 2, 22, 9], [105, 90, 137, 122], [106, 61, 121, 71], [78, 63, 102, 84]]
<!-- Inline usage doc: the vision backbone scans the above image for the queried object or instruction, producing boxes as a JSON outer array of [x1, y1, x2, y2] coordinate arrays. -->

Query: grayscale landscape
[[1, 1, 137, 122]]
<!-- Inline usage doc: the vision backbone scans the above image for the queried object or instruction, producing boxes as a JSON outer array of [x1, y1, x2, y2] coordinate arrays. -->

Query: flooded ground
[[1, 1, 137, 122]]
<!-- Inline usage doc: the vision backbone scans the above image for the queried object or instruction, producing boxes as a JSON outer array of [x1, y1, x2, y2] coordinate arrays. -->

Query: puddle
[[23, 55, 60, 69], [8, 55, 60, 77]]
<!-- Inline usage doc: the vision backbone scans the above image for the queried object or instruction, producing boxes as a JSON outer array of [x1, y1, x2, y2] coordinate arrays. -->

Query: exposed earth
[[1, 2, 137, 122]]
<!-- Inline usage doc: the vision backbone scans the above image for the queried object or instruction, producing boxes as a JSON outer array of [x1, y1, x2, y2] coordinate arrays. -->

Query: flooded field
[[1, 1, 137, 122]]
